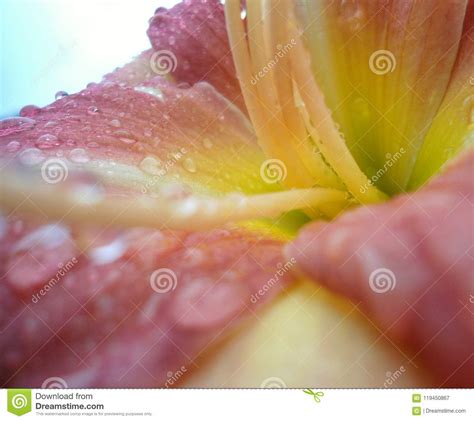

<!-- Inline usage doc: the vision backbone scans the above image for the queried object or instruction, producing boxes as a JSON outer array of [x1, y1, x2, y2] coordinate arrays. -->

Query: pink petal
[[0, 219, 292, 387], [147, 0, 245, 112], [287, 150, 474, 387]]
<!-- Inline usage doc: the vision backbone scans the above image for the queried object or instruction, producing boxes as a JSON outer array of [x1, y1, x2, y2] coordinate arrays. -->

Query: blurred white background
[[0, 0, 180, 117]]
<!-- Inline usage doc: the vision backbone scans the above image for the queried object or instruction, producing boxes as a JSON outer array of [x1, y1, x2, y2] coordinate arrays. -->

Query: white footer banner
[[1, 389, 473, 420]]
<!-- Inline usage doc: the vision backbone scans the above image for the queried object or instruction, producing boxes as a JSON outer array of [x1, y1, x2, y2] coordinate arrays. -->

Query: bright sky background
[[0, 0, 180, 118]]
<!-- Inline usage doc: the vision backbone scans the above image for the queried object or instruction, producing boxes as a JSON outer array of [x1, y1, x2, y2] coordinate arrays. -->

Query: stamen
[[225, 0, 315, 188], [225, 0, 387, 204], [0, 168, 348, 231]]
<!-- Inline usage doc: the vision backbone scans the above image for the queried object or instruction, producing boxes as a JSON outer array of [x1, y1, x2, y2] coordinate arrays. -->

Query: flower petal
[[287, 150, 474, 386], [0, 220, 293, 387], [147, 0, 245, 112], [2, 77, 266, 197], [409, 1, 474, 188], [299, 0, 468, 193], [0, 55, 302, 387]]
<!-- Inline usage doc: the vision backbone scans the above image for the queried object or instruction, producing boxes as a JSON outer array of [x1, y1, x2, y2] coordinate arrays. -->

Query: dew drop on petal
[[113, 130, 136, 145], [35, 133, 60, 149], [5, 140, 21, 153], [20, 105, 41, 117], [88, 238, 126, 265], [19, 147, 45, 165], [14, 224, 71, 252], [69, 148, 90, 163], [86, 141, 100, 149], [55, 90, 69, 100], [109, 119, 121, 128], [0, 117, 36, 135], [139, 156, 163, 176], [134, 86, 165, 101], [182, 157, 197, 173], [87, 106, 100, 115]]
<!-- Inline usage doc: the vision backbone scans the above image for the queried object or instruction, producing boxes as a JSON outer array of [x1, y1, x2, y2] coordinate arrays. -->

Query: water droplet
[[119, 137, 136, 145], [134, 86, 165, 101], [45, 121, 59, 129], [6, 140, 21, 153], [69, 148, 90, 163], [139, 156, 163, 176], [109, 119, 121, 128], [55, 91, 68, 100], [0, 117, 36, 135], [111, 130, 136, 145], [89, 238, 126, 265], [20, 105, 41, 117], [182, 157, 197, 173], [14, 224, 71, 252], [35, 133, 60, 149], [87, 106, 99, 115], [202, 137, 213, 149], [86, 141, 100, 149], [19, 148, 45, 165], [65, 139, 77, 147]]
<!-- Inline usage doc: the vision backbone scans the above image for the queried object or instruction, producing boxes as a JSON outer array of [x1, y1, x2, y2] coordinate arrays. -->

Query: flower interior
[[1, 0, 472, 232]]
